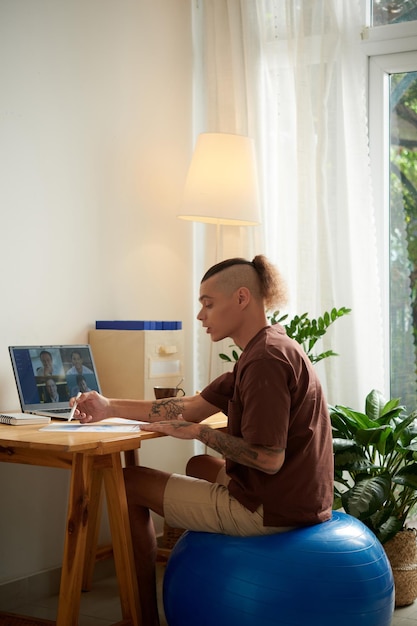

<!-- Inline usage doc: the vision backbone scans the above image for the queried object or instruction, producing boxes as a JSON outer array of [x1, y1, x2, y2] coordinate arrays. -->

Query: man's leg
[[123, 456, 225, 624], [123, 465, 170, 626], [186, 454, 225, 482]]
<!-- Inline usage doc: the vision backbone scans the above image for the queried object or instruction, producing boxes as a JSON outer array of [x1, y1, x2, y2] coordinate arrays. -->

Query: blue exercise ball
[[163, 511, 394, 626]]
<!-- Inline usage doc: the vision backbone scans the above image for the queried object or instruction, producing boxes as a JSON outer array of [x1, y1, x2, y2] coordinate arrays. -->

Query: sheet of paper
[[102, 418, 148, 425], [41, 423, 141, 432]]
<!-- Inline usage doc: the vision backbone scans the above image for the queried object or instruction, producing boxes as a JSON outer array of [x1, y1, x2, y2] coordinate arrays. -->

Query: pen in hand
[[68, 392, 82, 422]]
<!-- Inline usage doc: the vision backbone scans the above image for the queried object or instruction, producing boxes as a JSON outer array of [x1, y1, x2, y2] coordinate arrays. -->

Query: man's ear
[[237, 287, 251, 308]]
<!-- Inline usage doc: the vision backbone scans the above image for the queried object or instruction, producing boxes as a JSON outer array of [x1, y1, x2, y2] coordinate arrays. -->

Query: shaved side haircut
[[201, 255, 288, 311]]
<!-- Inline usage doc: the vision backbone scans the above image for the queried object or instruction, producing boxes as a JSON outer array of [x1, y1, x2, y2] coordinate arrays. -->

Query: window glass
[[372, 1, 417, 26], [389, 71, 417, 408]]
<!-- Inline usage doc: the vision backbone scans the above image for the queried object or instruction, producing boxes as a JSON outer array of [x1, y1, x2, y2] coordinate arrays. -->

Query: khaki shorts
[[163, 467, 294, 537]]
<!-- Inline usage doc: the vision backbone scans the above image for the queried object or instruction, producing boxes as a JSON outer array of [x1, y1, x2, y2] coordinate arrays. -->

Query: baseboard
[[0, 558, 116, 613], [0, 611, 55, 625]]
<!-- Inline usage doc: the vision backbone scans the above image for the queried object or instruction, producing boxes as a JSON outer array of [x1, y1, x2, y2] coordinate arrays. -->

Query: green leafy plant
[[219, 306, 351, 364], [331, 389, 417, 544]]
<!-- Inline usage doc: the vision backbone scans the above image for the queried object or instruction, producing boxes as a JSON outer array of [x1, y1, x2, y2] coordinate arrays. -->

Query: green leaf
[[369, 502, 395, 529], [332, 438, 357, 451], [311, 350, 337, 364], [365, 389, 387, 421], [380, 397, 403, 417], [394, 462, 417, 490], [341, 474, 391, 520], [392, 410, 417, 445], [332, 405, 376, 430], [331, 412, 354, 438], [333, 446, 371, 472], [377, 516, 406, 544], [355, 425, 393, 455]]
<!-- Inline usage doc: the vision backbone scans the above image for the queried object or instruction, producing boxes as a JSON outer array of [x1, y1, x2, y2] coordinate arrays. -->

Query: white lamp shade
[[178, 132, 261, 226]]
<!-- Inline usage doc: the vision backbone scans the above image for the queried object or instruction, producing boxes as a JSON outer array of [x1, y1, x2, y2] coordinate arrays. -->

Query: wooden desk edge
[[201, 412, 227, 429]]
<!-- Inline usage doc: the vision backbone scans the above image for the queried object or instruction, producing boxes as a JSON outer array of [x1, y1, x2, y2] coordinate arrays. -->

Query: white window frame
[[364, 24, 417, 394]]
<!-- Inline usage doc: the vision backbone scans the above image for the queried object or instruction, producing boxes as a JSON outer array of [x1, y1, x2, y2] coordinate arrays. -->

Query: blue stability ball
[[163, 511, 394, 626]]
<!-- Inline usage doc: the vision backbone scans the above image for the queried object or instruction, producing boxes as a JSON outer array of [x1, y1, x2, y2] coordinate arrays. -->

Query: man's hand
[[70, 391, 110, 423], [139, 418, 202, 440]]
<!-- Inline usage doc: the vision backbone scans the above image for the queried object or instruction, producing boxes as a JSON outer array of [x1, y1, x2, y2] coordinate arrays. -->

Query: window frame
[[364, 25, 417, 395]]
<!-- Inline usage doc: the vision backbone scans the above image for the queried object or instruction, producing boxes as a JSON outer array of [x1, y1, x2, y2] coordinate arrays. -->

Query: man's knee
[[186, 454, 225, 482], [123, 466, 170, 516]]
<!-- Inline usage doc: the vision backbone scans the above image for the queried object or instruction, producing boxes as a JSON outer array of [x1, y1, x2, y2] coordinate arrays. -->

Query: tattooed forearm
[[198, 425, 284, 474], [199, 426, 257, 461], [149, 398, 185, 421]]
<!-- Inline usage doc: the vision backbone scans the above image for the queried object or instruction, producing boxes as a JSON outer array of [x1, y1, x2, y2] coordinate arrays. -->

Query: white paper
[[41, 423, 141, 432]]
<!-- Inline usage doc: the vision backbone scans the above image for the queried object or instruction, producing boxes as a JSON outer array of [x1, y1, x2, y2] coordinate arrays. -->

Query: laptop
[[9, 344, 102, 419]]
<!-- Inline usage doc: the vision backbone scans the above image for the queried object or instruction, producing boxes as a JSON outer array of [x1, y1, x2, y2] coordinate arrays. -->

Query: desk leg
[[57, 453, 94, 626], [124, 448, 140, 467], [81, 467, 104, 591], [103, 452, 142, 626]]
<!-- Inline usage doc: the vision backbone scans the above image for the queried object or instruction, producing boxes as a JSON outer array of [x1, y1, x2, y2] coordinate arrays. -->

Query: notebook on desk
[[8, 344, 102, 419]]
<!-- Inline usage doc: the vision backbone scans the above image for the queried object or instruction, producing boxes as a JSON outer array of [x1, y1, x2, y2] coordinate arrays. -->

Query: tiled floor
[[4, 562, 168, 626], [393, 602, 417, 625], [6, 561, 417, 626]]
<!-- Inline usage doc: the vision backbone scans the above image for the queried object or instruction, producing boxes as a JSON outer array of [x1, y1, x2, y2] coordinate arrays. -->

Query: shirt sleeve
[[200, 370, 235, 415]]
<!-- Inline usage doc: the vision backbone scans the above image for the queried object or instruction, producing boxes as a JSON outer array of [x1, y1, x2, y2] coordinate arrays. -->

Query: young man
[[72, 255, 334, 626]]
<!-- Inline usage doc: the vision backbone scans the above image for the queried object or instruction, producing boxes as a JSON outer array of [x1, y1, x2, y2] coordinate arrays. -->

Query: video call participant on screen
[[66, 350, 93, 375], [36, 350, 63, 377], [70, 374, 91, 398], [44, 378, 67, 403]]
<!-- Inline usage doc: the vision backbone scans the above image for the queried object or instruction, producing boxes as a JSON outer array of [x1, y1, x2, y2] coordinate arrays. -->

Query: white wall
[[0, 0, 196, 585]]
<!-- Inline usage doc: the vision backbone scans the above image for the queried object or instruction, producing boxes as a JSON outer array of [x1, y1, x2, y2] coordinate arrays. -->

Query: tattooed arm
[[73, 390, 219, 424], [75, 391, 283, 474], [139, 420, 285, 475], [198, 425, 285, 474]]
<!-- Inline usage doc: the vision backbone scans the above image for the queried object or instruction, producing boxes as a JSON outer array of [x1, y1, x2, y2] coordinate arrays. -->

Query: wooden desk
[[0, 413, 227, 626]]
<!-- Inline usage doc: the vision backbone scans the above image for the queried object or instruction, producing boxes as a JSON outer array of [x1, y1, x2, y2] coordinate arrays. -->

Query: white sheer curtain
[[194, 0, 384, 407]]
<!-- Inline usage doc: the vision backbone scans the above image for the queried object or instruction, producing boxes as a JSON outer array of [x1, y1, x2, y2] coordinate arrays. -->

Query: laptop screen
[[9, 344, 101, 412]]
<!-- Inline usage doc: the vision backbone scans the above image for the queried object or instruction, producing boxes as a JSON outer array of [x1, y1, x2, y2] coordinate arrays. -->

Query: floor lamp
[[177, 132, 261, 382], [178, 132, 261, 253]]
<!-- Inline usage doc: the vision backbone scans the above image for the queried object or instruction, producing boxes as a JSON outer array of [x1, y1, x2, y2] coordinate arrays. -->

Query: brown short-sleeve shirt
[[201, 324, 334, 527]]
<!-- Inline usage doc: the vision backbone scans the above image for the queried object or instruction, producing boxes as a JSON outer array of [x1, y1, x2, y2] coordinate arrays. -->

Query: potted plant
[[219, 306, 351, 363], [331, 389, 417, 605]]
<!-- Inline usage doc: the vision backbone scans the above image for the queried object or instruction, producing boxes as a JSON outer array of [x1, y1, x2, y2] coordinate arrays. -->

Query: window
[[368, 25, 417, 408], [372, 0, 417, 26], [390, 69, 417, 408]]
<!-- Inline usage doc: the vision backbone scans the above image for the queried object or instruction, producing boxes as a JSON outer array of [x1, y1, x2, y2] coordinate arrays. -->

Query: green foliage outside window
[[390, 72, 417, 409]]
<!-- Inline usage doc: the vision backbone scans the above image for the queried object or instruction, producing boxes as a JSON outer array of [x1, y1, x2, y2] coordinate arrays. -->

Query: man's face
[[46, 379, 57, 395], [41, 353, 53, 371], [71, 353, 83, 372], [197, 276, 240, 342]]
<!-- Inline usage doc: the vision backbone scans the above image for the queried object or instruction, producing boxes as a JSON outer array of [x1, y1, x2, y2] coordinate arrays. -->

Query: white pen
[[68, 392, 82, 422]]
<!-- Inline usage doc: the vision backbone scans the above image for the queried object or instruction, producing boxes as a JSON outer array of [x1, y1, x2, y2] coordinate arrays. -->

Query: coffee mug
[[154, 386, 185, 399]]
